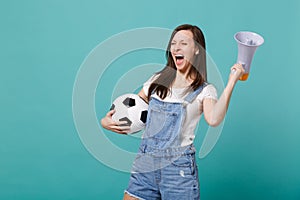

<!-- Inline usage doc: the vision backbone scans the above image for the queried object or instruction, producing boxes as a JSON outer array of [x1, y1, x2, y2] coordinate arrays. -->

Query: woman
[[101, 24, 244, 200]]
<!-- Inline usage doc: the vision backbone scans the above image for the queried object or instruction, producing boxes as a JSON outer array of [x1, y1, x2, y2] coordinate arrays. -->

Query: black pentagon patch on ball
[[110, 104, 115, 111], [119, 117, 132, 127], [123, 97, 136, 107], [140, 110, 148, 123]]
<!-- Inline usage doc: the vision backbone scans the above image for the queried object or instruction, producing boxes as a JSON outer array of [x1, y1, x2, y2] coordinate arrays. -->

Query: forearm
[[206, 79, 236, 126]]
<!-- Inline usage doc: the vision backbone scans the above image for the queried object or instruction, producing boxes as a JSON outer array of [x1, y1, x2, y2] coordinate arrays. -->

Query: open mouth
[[175, 54, 184, 65]]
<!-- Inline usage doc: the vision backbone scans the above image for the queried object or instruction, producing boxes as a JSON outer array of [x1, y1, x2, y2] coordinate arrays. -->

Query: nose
[[172, 43, 181, 52]]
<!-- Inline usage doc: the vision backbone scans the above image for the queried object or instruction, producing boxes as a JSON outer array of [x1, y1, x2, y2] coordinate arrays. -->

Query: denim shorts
[[125, 151, 200, 200]]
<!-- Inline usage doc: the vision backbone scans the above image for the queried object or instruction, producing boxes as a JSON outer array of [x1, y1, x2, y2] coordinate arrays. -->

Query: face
[[170, 30, 198, 73]]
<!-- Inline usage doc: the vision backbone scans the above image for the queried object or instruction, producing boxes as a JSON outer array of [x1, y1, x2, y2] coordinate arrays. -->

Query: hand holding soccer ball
[[101, 94, 148, 134], [100, 109, 131, 134]]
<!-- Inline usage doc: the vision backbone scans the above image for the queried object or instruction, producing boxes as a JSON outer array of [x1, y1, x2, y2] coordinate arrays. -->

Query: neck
[[176, 70, 188, 81], [172, 70, 193, 88]]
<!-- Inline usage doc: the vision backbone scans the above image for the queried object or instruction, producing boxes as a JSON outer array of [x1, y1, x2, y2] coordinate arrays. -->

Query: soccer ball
[[110, 93, 148, 134]]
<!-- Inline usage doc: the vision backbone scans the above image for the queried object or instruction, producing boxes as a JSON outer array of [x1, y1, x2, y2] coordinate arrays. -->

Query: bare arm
[[203, 63, 245, 127], [137, 88, 148, 104]]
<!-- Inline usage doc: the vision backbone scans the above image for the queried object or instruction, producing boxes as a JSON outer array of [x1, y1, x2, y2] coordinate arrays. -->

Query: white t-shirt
[[143, 75, 218, 147]]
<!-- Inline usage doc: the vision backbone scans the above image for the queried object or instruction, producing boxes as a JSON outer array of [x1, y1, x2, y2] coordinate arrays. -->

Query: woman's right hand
[[100, 110, 131, 134]]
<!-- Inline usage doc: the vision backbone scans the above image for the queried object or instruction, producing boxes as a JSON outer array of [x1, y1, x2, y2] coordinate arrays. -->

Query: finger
[[111, 125, 131, 131], [235, 63, 243, 68], [236, 64, 244, 71], [113, 130, 128, 134], [231, 64, 243, 72], [231, 68, 236, 74], [106, 109, 115, 117], [117, 120, 130, 126], [117, 126, 131, 131], [231, 63, 239, 70], [111, 126, 130, 134]]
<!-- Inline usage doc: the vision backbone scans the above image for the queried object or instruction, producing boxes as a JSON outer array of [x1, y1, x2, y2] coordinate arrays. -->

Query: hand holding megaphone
[[230, 63, 245, 83], [233, 31, 264, 81]]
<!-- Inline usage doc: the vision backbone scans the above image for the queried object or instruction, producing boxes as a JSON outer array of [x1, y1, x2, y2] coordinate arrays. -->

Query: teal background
[[1, 0, 299, 199]]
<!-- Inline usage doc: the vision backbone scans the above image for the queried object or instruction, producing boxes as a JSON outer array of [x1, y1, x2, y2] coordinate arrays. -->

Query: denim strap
[[183, 82, 208, 104]]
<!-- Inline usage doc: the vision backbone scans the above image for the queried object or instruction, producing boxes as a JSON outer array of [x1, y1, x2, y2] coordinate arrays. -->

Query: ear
[[194, 46, 200, 55]]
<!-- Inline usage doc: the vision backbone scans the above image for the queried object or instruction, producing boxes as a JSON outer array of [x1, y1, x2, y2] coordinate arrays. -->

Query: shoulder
[[145, 74, 160, 84], [196, 83, 218, 102], [143, 74, 160, 96]]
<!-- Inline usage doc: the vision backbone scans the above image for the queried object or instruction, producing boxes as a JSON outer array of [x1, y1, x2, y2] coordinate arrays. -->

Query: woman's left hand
[[229, 63, 245, 83]]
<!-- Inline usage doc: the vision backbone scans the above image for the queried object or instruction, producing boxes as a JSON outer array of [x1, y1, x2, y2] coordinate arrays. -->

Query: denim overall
[[126, 83, 207, 200]]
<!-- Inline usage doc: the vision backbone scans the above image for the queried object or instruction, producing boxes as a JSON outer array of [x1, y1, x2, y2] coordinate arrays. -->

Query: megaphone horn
[[234, 31, 264, 81]]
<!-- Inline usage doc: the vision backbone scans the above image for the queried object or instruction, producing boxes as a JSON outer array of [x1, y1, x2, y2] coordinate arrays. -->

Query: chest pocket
[[144, 104, 181, 141]]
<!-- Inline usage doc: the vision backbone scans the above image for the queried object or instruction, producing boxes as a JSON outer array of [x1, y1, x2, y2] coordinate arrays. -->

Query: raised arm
[[203, 63, 245, 127]]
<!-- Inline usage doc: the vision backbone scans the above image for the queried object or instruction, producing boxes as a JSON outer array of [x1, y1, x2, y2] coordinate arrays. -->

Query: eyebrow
[[171, 39, 187, 42]]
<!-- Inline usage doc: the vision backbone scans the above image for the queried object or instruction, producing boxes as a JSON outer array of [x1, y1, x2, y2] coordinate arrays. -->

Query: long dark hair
[[148, 24, 207, 101]]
